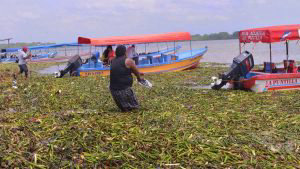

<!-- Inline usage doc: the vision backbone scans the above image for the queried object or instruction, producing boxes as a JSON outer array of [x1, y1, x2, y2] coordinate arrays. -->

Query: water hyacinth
[[0, 62, 299, 168]]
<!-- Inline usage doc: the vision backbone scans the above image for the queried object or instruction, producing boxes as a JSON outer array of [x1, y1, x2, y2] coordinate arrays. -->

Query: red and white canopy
[[239, 24, 300, 43], [78, 32, 191, 46]]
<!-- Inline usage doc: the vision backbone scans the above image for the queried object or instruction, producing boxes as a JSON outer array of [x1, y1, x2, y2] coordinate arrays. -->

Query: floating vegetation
[[0, 62, 299, 168]]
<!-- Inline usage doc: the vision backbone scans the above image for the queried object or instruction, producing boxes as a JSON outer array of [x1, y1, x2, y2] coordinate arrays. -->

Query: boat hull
[[79, 49, 206, 77], [243, 72, 300, 92]]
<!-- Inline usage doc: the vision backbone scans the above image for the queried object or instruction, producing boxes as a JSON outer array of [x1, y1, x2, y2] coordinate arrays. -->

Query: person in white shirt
[[126, 45, 139, 65], [16, 47, 31, 79]]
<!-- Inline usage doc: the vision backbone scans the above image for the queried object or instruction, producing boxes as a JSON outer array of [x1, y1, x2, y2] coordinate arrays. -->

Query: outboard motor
[[56, 55, 83, 78], [211, 51, 254, 90]]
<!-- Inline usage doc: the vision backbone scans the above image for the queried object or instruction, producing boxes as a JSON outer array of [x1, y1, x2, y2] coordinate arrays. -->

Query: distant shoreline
[[192, 31, 239, 41], [191, 38, 238, 41], [0, 32, 240, 48]]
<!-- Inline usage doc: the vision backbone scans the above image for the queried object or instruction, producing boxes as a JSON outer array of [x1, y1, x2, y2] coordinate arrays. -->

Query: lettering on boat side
[[241, 31, 266, 42], [265, 78, 300, 88], [81, 71, 103, 76]]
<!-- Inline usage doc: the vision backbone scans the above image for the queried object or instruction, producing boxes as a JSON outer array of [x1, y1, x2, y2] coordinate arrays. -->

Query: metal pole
[[65, 46, 67, 56], [190, 40, 192, 57], [239, 42, 242, 54], [145, 44, 147, 53], [174, 41, 176, 54], [269, 43, 272, 63], [286, 40, 289, 60]]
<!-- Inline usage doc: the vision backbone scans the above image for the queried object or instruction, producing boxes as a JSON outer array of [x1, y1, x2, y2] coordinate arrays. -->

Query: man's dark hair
[[116, 45, 126, 57]]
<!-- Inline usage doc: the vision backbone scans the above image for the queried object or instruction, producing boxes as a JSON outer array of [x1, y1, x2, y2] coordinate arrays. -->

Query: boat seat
[[160, 54, 171, 63], [263, 62, 277, 73], [140, 58, 150, 65], [159, 55, 164, 63], [146, 55, 153, 64], [152, 57, 160, 64]]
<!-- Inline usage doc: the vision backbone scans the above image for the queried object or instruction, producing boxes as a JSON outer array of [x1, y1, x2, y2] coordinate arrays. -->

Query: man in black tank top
[[110, 45, 144, 112]]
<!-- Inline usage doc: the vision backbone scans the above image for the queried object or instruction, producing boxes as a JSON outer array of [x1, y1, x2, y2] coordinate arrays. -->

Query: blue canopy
[[3, 43, 88, 53]]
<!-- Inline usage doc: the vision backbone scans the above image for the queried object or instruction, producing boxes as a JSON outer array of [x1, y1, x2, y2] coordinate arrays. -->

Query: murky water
[[38, 64, 67, 74], [187, 83, 231, 90]]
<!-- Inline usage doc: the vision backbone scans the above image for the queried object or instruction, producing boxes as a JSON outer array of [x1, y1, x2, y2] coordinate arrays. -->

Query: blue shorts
[[19, 64, 28, 74]]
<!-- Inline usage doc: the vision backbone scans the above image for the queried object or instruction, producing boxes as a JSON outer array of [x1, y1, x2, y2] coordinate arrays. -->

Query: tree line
[[0, 32, 240, 49], [192, 31, 239, 41]]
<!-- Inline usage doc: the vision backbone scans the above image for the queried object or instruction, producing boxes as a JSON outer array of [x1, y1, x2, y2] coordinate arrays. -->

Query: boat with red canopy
[[211, 24, 300, 92], [74, 32, 207, 76]]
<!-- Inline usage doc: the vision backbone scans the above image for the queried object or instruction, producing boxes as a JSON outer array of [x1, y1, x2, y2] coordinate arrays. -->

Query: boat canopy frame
[[78, 32, 195, 57], [238, 24, 300, 63]]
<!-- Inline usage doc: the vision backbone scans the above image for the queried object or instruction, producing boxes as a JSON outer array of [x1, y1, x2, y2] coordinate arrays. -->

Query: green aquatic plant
[[0, 62, 299, 168]]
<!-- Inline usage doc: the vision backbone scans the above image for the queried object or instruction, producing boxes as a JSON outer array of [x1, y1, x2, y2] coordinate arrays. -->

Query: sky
[[0, 0, 299, 43]]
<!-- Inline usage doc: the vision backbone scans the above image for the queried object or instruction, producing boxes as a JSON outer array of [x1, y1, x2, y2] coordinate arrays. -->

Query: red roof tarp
[[78, 32, 191, 46], [239, 24, 300, 43]]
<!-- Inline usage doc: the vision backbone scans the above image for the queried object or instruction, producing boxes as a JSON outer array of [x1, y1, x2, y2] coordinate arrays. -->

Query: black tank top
[[110, 56, 133, 90]]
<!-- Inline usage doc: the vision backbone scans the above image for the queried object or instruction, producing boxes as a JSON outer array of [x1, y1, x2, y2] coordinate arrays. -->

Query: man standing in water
[[15, 47, 31, 79]]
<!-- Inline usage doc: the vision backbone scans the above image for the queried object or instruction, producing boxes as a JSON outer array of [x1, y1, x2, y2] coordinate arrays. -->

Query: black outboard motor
[[211, 51, 254, 90], [56, 55, 83, 78]]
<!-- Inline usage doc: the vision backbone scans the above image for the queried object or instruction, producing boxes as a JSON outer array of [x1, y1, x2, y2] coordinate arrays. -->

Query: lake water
[[189, 39, 300, 64], [31, 39, 300, 66], [126, 39, 300, 64]]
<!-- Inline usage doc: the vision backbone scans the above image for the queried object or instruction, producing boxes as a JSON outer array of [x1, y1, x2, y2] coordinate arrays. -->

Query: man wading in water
[[110, 45, 144, 112]]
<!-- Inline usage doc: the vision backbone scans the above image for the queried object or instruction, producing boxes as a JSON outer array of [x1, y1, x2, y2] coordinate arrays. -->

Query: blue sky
[[0, 0, 299, 43]]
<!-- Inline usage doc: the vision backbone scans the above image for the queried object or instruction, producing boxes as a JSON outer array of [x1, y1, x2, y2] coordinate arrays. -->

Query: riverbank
[[0, 63, 299, 168]]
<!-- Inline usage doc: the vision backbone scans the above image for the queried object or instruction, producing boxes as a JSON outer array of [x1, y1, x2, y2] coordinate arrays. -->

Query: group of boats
[[0, 43, 85, 63], [0, 52, 57, 63], [3, 24, 300, 93]]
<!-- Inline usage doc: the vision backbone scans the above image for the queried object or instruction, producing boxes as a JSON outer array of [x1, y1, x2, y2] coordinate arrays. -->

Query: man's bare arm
[[125, 58, 143, 81]]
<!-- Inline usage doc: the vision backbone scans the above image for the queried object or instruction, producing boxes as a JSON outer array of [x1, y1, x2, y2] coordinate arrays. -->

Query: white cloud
[[0, 0, 299, 42]]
